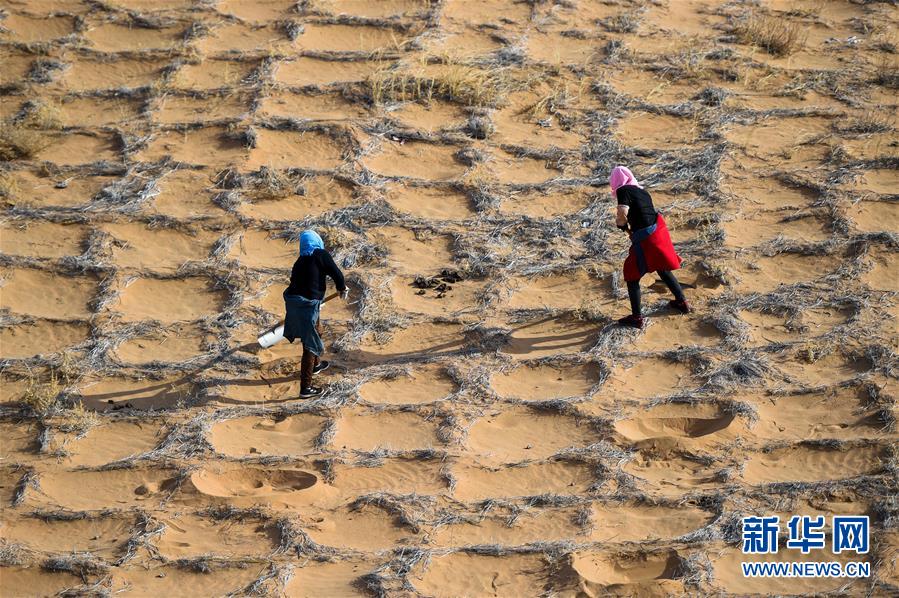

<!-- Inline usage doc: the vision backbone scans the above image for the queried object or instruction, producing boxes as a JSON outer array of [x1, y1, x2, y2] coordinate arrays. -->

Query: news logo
[[740, 515, 870, 579]]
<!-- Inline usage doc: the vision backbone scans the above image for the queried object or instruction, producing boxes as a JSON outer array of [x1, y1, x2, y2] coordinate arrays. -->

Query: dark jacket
[[285, 248, 346, 300], [617, 185, 658, 230]]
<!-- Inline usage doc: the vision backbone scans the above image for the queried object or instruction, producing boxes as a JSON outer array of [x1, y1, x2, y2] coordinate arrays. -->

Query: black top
[[616, 185, 658, 230], [285, 248, 346, 300]]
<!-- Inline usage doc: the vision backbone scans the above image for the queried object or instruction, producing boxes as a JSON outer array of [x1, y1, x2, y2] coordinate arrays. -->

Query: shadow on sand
[[78, 317, 601, 408]]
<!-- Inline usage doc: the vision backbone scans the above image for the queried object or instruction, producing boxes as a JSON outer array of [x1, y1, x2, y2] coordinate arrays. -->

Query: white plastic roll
[[257, 324, 285, 348]]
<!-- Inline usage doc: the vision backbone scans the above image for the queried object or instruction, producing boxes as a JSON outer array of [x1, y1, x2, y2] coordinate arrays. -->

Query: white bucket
[[257, 325, 285, 348]]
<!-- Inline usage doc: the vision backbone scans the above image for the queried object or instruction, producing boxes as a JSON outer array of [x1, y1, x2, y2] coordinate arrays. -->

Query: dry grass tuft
[[21, 370, 64, 416], [251, 167, 296, 200], [465, 111, 494, 140], [736, 13, 808, 57], [835, 110, 894, 135], [367, 63, 509, 107], [0, 541, 26, 566], [43, 553, 109, 581], [523, 78, 584, 119], [18, 100, 63, 130], [0, 172, 18, 199], [461, 162, 497, 187], [21, 354, 77, 417], [600, 12, 641, 34], [57, 401, 100, 436], [571, 298, 608, 323], [0, 123, 51, 161], [318, 225, 353, 252], [350, 276, 408, 345], [461, 162, 500, 211], [874, 56, 899, 89]]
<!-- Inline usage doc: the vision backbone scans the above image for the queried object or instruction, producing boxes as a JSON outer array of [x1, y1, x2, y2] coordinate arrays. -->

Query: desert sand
[[0, 0, 897, 596]]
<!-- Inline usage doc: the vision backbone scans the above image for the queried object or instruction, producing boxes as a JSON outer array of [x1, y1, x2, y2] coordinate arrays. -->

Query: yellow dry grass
[[21, 369, 64, 415], [736, 13, 808, 57], [367, 61, 509, 107], [0, 123, 51, 161], [0, 172, 18, 199], [21, 100, 63, 130]]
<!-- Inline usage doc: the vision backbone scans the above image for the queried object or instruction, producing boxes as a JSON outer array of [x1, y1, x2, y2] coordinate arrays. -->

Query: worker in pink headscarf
[[610, 166, 691, 329]]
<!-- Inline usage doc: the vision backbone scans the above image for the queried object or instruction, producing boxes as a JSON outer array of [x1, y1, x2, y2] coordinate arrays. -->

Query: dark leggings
[[300, 319, 322, 390], [627, 271, 685, 317]]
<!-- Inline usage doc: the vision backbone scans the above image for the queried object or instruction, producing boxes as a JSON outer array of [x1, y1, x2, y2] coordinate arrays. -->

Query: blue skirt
[[283, 292, 323, 356]]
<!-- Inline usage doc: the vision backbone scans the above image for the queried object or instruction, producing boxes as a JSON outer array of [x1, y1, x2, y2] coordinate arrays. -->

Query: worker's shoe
[[313, 360, 330, 374], [299, 386, 322, 398], [668, 299, 692, 314], [618, 314, 645, 329]]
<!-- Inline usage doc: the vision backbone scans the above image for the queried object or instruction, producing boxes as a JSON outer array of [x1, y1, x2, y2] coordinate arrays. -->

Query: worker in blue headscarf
[[283, 229, 347, 398]]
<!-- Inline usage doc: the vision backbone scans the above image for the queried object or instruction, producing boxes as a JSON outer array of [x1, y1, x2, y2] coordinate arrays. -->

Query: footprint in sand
[[613, 403, 740, 443], [189, 468, 318, 498], [566, 549, 686, 592]]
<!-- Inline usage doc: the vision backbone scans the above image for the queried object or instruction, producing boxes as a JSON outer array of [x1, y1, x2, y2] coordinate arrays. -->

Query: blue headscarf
[[299, 230, 324, 257]]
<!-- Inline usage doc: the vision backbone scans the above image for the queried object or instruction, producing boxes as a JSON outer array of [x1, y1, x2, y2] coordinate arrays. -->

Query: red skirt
[[623, 213, 682, 282]]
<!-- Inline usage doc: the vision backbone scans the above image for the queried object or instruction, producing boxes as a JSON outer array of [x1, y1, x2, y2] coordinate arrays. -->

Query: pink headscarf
[[609, 165, 642, 199]]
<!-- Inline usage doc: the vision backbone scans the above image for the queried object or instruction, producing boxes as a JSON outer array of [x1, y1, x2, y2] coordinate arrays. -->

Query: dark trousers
[[627, 271, 685, 317], [300, 319, 322, 389]]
